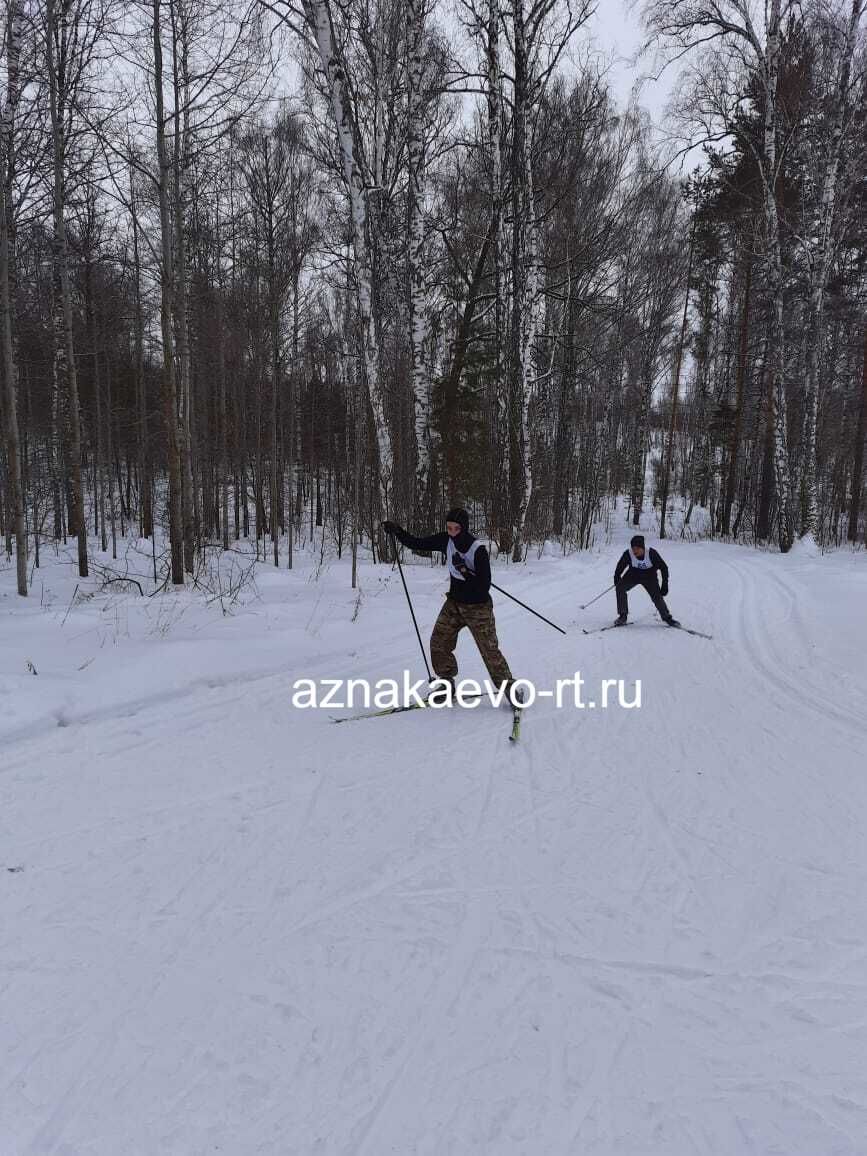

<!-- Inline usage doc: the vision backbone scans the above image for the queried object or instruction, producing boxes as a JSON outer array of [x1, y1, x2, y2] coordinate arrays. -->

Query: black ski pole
[[579, 583, 614, 610], [489, 582, 566, 634], [388, 530, 433, 681]]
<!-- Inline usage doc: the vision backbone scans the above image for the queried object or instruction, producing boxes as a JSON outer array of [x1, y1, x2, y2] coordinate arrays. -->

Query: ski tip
[[509, 713, 522, 741], [668, 622, 714, 639]]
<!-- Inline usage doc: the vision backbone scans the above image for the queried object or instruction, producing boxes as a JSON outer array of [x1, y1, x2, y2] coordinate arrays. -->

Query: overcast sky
[[583, 0, 705, 172], [585, 0, 674, 123]]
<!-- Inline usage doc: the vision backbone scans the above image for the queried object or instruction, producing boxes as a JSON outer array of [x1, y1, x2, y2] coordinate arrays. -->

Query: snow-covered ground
[[2, 529, 867, 1154]]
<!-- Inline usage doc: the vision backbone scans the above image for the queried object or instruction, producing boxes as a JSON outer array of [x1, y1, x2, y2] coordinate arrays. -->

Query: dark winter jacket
[[392, 527, 492, 604], [614, 547, 669, 587]]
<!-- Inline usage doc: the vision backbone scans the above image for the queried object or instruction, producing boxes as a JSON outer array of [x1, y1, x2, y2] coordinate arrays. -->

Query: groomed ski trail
[[3, 539, 867, 1154]]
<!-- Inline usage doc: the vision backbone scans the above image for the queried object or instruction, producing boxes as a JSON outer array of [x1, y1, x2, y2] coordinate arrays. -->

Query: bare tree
[[274, 0, 396, 531], [0, 0, 25, 593], [43, 0, 108, 577], [152, 0, 185, 583], [643, 0, 799, 548], [797, 0, 864, 536]]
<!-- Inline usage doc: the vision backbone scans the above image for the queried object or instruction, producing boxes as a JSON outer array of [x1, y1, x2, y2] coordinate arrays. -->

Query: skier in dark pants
[[613, 534, 679, 626], [382, 508, 520, 702]]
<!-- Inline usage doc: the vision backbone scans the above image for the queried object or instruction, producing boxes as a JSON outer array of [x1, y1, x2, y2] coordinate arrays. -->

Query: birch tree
[[0, 0, 24, 593], [406, 0, 432, 517], [643, 0, 800, 548], [270, 0, 396, 529], [797, 0, 864, 537], [507, 0, 593, 560], [43, 0, 110, 577], [239, 111, 317, 566], [152, 0, 185, 584]]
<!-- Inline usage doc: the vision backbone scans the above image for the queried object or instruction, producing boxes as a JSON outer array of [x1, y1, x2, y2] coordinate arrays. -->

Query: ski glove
[[660, 580, 669, 597]]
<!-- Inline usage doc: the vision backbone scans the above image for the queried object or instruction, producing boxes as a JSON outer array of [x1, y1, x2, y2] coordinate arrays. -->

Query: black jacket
[[614, 547, 669, 586], [393, 527, 492, 604]]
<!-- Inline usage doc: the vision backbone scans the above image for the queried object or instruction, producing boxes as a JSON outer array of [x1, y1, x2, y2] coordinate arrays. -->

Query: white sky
[[587, 1, 676, 116], [583, 0, 702, 171]]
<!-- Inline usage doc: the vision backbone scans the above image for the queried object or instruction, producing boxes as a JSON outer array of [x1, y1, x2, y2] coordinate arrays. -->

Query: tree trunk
[[45, 0, 87, 578], [86, 254, 107, 553], [130, 159, 151, 539], [442, 222, 495, 493], [722, 254, 752, 537], [171, 0, 196, 573], [303, 0, 393, 530], [0, 0, 25, 594], [801, 0, 862, 539], [509, 0, 537, 561], [270, 245, 280, 567], [659, 218, 694, 538], [756, 352, 775, 542], [486, 0, 508, 535], [631, 363, 653, 527], [406, 0, 430, 519], [763, 0, 793, 551], [287, 271, 299, 568], [153, 0, 184, 584], [848, 320, 867, 542]]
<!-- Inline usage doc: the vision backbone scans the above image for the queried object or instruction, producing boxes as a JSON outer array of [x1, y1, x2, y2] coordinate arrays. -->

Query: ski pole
[[489, 582, 566, 634], [579, 583, 614, 610], [388, 530, 433, 681]]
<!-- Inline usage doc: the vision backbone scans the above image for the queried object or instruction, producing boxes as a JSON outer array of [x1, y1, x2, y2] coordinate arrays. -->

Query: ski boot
[[427, 676, 456, 705]]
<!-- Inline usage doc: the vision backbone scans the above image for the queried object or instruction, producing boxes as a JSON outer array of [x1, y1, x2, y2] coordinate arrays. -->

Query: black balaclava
[[445, 506, 473, 551], [630, 534, 645, 550]]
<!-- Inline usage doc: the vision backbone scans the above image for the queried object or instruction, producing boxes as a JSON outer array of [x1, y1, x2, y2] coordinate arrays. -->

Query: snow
[[790, 531, 822, 558], [2, 531, 867, 1154]]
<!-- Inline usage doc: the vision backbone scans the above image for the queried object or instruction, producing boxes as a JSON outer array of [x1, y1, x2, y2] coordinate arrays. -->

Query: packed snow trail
[[2, 537, 867, 1154]]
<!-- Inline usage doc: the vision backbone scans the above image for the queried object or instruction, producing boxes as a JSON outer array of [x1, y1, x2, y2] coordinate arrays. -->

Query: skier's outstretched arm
[[383, 522, 449, 553]]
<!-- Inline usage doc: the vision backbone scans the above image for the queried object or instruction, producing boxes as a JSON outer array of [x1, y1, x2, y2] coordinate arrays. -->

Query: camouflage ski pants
[[430, 597, 514, 688]]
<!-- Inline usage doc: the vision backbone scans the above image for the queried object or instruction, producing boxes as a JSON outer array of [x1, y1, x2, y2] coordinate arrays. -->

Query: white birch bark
[[487, 0, 508, 493], [644, 0, 800, 549], [45, 0, 88, 578], [761, 0, 794, 551], [153, 0, 185, 584], [302, 0, 394, 515], [406, 0, 431, 515], [510, 0, 538, 560], [0, 0, 25, 593], [801, 0, 863, 537]]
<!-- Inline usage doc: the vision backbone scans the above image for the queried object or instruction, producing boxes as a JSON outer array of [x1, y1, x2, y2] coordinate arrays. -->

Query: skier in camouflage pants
[[382, 507, 517, 696], [429, 595, 513, 687]]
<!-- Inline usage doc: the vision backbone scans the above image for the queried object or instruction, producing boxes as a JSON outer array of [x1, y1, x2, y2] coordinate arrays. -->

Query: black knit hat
[[445, 507, 470, 531], [630, 534, 645, 549]]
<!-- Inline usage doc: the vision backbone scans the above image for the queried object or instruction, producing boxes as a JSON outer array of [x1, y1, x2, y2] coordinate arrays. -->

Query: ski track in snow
[[725, 554, 867, 740], [2, 539, 867, 1154]]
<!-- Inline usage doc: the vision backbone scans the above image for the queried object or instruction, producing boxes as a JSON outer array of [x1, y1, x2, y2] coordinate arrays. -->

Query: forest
[[1, 0, 866, 598]]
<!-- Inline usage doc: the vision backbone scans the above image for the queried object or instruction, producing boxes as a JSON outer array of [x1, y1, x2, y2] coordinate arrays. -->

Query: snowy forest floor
[[2, 528, 867, 1154]]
